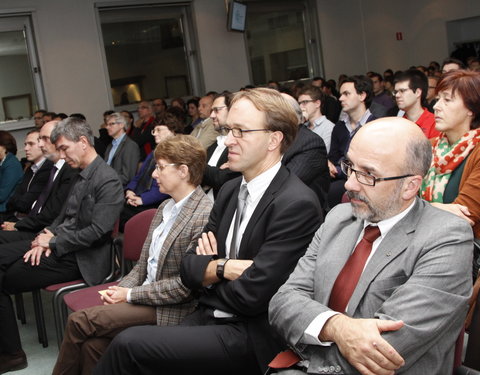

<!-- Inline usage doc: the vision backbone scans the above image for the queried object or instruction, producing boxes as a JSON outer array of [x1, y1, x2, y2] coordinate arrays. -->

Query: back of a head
[[230, 88, 298, 153], [51, 116, 94, 146], [0, 130, 18, 155]]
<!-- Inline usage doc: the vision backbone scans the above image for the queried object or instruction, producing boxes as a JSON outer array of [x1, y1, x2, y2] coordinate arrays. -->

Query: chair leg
[[32, 290, 48, 348], [53, 289, 67, 348], [14, 294, 26, 324]]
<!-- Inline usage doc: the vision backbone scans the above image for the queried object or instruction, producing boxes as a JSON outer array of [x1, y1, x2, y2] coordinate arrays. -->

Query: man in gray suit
[[104, 112, 140, 186], [0, 117, 124, 373], [269, 117, 473, 375]]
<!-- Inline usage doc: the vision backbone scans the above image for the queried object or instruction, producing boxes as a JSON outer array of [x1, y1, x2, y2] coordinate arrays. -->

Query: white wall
[[316, 0, 480, 80]]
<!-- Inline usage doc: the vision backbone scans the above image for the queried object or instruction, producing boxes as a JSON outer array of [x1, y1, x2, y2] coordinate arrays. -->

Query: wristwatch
[[216, 258, 229, 280]]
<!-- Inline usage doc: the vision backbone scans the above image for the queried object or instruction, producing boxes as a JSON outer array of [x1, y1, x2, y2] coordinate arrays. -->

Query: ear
[[414, 88, 422, 99], [359, 91, 367, 103], [402, 175, 423, 200], [79, 135, 89, 150], [178, 164, 189, 180], [267, 131, 284, 152]]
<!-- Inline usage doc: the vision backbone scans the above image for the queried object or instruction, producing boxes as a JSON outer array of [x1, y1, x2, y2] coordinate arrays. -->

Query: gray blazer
[[104, 135, 140, 186], [269, 198, 473, 374]]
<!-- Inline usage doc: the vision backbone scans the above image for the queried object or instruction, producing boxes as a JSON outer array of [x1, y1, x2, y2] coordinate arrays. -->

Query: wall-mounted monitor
[[227, 1, 247, 32]]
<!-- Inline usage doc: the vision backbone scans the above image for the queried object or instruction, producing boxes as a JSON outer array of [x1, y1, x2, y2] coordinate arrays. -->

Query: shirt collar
[[364, 199, 416, 239], [345, 109, 372, 132], [31, 157, 47, 173], [55, 158, 66, 170], [79, 155, 102, 179], [112, 133, 126, 147], [241, 161, 282, 203]]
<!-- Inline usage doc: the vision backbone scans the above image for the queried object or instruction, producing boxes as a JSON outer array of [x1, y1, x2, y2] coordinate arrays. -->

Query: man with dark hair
[[394, 70, 439, 139], [202, 92, 240, 200], [269, 118, 472, 375], [152, 98, 167, 117], [298, 86, 335, 153], [104, 112, 140, 186], [0, 117, 124, 373], [95, 88, 323, 375], [370, 72, 395, 111], [327, 75, 376, 207], [130, 101, 156, 161], [1, 129, 53, 222], [33, 110, 47, 129], [442, 57, 466, 74]]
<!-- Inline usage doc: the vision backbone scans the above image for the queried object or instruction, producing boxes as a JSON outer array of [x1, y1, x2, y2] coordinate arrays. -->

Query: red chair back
[[123, 208, 157, 261]]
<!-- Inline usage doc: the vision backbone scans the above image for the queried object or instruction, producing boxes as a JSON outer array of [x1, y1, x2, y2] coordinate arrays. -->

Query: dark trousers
[[94, 306, 262, 375], [0, 239, 81, 354], [0, 230, 36, 245]]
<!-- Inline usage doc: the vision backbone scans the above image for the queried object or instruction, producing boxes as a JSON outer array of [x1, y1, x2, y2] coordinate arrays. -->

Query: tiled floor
[[15, 291, 58, 375]]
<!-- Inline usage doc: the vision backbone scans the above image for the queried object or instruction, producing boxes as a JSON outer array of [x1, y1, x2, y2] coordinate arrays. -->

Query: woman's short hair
[[154, 112, 185, 134], [436, 70, 480, 129], [154, 134, 206, 186], [0, 130, 18, 155]]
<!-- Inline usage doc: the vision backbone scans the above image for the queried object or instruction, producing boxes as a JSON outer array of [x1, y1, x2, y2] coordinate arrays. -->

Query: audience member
[[269, 117, 473, 375], [1, 130, 53, 222], [0, 121, 78, 238], [190, 95, 219, 149], [298, 86, 335, 153], [120, 112, 183, 231], [33, 110, 47, 129], [130, 101, 156, 160], [0, 117, 124, 373], [104, 112, 141, 186], [370, 72, 395, 111], [120, 110, 134, 134], [185, 97, 201, 133], [202, 92, 240, 200], [43, 112, 56, 123], [281, 93, 330, 211], [394, 69, 439, 139], [328, 75, 376, 208], [426, 75, 439, 113], [421, 70, 480, 240], [267, 80, 281, 90], [442, 58, 466, 74], [53, 135, 213, 374], [94, 88, 323, 375], [152, 98, 167, 117], [0, 131, 23, 216]]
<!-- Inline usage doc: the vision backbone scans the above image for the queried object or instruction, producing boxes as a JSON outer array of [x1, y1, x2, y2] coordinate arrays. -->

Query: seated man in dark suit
[[328, 75, 376, 209], [104, 112, 141, 186], [53, 135, 213, 374], [0, 121, 78, 241], [0, 129, 53, 222], [0, 117, 124, 373], [269, 118, 472, 375], [202, 92, 240, 200], [94, 88, 323, 375]]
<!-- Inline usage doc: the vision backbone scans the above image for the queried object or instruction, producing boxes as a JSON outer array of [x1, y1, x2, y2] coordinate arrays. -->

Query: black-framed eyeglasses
[[211, 106, 227, 114], [220, 126, 271, 138], [340, 160, 413, 186], [392, 88, 412, 96]]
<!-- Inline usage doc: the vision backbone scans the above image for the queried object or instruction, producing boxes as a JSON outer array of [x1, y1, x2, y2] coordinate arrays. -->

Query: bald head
[[39, 120, 60, 162], [353, 117, 432, 177]]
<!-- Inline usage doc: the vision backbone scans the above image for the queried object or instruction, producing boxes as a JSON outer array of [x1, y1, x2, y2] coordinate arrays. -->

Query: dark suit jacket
[[202, 141, 241, 199], [14, 162, 78, 233], [6, 159, 53, 215], [328, 113, 376, 167], [104, 135, 140, 186], [283, 126, 329, 210], [180, 166, 323, 371], [48, 156, 124, 286]]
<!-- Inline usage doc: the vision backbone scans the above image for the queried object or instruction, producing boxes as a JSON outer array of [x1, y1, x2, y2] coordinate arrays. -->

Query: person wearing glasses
[[33, 110, 47, 129], [420, 70, 480, 268], [53, 135, 213, 375], [95, 88, 322, 375], [269, 117, 472, 375], [394, 69, 439, 139], [119, 112, 184, 232], [202, 92, 241, 200], [104, 112, 140, 187]]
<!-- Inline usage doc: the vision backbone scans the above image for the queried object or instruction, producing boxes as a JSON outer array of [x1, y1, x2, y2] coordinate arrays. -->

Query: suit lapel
[[347, 199, 421, 315], [216, 183, 239, 257], [155, 187, 202, 277]]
